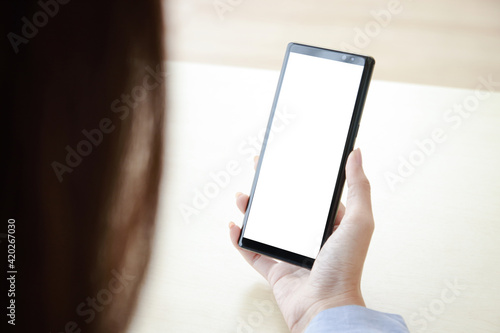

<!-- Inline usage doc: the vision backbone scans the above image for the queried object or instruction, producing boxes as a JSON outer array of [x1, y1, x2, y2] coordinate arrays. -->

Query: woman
[[5, 0, 164, 331], [4, 0, 408, 331]]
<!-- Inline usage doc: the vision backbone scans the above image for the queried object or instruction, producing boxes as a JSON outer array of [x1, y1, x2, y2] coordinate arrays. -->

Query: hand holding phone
[[229, 148, 375, 332], [229, 43, 376, 331], [238, 43, 375, 268]]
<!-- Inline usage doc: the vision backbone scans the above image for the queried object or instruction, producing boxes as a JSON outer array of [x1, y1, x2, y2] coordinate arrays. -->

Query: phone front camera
[[350, 57, 354, 61]]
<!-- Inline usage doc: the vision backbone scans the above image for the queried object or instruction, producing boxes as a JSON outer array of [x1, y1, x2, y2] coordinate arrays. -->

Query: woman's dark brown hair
[[3, 0, 165, 331]]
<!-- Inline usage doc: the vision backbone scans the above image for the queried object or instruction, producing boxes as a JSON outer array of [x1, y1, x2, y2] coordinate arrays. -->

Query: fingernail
[[354, 148, 362, 166], [229, 222, 235, 229], [235, 192, 243, 198]]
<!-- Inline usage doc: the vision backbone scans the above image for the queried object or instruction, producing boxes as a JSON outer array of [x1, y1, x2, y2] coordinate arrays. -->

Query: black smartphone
[[238, 43, 375, 269]]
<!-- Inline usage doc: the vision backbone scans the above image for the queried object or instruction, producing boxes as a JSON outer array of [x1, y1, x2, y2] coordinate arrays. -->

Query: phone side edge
[[320, 56, 376, 246], [238, 45, 294, 248]]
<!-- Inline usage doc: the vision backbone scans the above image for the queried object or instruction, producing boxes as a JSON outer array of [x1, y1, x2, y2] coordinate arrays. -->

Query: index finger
[[229, 222, 279, 281], [254, 155, 259, 170]]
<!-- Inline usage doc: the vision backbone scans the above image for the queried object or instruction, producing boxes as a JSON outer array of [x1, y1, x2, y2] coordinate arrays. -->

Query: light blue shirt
[[305, 305, 409, 333]]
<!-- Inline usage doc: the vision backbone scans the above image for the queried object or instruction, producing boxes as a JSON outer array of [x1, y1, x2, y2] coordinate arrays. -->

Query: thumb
[[344, 148, 373, 226]]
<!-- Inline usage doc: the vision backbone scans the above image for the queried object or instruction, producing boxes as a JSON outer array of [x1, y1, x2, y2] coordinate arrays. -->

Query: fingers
[[344, 148, 374, 232], [345, 149, 372, 214], [228, 222, 242, 248], [254, 155, 259, 170], [229, 222, 278, 280], [235, 192, 249, 213], [233, 156, 256, 214], [334, 202, 346, 227], [230, 155, 294, 284]]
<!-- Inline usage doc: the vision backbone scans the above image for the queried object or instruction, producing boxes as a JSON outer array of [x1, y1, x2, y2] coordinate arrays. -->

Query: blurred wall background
[[165, 0, 500, 89]]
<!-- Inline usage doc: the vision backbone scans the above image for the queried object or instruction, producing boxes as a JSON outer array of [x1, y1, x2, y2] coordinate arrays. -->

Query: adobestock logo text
[[51, 64, 167, 182], [179, 106, 296, 224], [7, 0, 72, 54]]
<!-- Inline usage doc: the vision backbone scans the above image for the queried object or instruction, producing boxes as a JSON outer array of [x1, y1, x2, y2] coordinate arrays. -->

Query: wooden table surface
[[127, 61, 500, 332], [164, 0, 500, 90]]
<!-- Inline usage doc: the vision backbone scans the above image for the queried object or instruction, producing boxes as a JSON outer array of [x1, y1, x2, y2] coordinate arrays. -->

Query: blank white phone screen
[[243, 51, 364, 259]]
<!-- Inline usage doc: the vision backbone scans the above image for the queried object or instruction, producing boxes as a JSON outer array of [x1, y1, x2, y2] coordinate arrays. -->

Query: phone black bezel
[[238, 42, 375, 269]]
